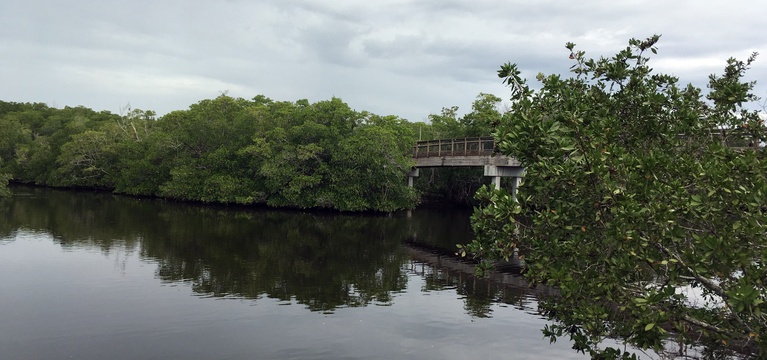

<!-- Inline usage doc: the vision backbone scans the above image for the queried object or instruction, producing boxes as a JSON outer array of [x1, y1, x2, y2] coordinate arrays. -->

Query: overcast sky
[[2, 0, 766, 122]]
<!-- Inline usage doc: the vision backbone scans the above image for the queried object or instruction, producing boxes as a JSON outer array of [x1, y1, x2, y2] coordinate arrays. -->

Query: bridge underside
[[409, 155, 524, 196]]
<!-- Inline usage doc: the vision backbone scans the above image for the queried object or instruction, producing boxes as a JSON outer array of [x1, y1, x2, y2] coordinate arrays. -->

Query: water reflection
[[404, 243, 557, 319], [0, 186, 547, 320], [2, 186, 424, 312]]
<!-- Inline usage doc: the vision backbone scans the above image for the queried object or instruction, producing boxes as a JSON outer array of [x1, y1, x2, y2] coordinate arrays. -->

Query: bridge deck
[[414, 155, 521, 167]]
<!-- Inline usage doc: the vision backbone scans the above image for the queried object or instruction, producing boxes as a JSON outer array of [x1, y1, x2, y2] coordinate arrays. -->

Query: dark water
[[0, 186, 587, 359]]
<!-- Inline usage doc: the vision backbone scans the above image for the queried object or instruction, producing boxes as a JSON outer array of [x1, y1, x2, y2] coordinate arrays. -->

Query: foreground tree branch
[[466, 36, 766, 359]]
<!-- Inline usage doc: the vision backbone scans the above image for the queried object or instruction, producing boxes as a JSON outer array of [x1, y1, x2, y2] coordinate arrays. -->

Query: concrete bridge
[[408, 137, 524, 195]]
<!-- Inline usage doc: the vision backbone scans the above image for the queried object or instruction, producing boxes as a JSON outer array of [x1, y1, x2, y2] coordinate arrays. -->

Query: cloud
[[1, 0, 766, 121]]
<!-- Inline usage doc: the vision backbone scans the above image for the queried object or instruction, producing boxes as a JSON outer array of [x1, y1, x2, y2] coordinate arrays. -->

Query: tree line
[[0, 93, 504, 210]]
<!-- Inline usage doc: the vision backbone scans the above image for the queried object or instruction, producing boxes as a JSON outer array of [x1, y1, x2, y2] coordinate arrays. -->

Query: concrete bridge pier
[[407, 168, 420, 188], [484, 165, 524, 200]]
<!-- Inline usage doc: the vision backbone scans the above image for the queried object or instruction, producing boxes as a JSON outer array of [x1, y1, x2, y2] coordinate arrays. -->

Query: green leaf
[[474, 37, 766, 358]]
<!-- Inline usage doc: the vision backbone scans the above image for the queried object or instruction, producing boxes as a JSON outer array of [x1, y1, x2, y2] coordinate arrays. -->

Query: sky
[[2, 0, 766, 122]]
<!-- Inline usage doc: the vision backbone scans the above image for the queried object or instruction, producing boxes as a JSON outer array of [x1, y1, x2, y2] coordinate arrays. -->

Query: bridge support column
[[491, 176, 501, 189], [509, 176, 520, 200], [484, 165, 525, 201], [407, 168, 420, 188]]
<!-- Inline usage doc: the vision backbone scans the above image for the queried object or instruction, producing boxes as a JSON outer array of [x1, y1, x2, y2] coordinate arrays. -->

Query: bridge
[[409, 136, 524, 194]]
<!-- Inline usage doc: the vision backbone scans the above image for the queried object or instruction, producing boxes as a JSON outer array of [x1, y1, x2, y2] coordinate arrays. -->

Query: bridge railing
[[413, 136, 495, 158]]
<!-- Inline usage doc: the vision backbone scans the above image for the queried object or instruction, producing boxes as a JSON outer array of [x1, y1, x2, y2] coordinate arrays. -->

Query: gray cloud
[[2, 0, 766, 121]]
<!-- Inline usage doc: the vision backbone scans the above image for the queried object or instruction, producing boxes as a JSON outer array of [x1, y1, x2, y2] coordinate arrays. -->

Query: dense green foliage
[[465, 36, 767, 358], [0, 165, 9, 197], [0, 96, 426, 211], [0, 92, 507, 209]]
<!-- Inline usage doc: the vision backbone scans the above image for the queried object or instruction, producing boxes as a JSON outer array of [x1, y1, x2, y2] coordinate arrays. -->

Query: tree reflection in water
[[1, 185, 546, 318]]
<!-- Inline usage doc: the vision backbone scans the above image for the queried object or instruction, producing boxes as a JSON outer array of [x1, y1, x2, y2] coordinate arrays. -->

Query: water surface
[[0, 186, 585, 359]]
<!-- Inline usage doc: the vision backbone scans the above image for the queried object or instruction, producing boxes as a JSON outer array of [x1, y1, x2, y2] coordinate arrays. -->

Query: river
[[0, 185, 597, 359]]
